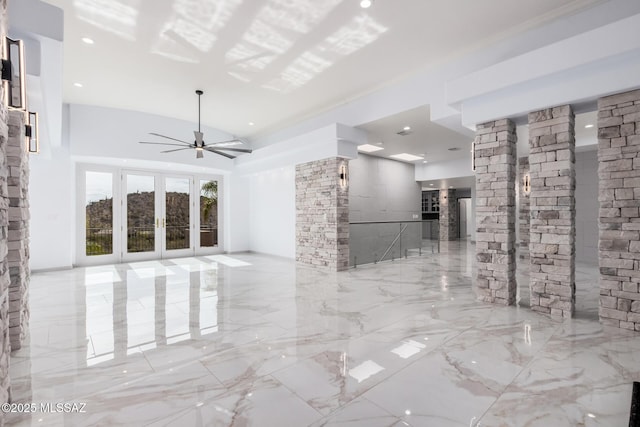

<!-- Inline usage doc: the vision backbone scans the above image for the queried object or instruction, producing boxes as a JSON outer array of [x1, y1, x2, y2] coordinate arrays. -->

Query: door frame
[[76, 164, 224, 266]]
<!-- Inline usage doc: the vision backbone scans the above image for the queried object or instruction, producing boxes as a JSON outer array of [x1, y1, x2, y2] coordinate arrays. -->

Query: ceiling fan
[[138, 90, 252, 159]]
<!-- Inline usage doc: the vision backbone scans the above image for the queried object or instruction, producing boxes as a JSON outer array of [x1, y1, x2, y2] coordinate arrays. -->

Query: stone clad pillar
[[474, 119, 517, 305], [7, 111, 29, 350], [528, 105, 576, 318], [296, 157, 349, 271], [0, 0, 12, 414], [518, 157, 530, 260], [439, 189, 456, 241], [597, 89, 640, 331]]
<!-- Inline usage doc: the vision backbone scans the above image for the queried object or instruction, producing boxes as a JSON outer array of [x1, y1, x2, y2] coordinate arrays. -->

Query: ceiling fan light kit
[[139, 90, 252, 159]]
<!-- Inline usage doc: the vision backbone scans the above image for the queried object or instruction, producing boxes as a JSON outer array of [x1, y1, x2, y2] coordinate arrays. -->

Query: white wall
[[29, 146, 74, 270], [224, 173, 250, 253], [248, 167, 296, 258], [68, 104, 235, 172]]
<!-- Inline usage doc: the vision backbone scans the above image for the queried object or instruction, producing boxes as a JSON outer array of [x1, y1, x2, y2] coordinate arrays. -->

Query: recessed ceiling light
[[248, 122, 255, 126], [422, 160, 427, 164], [390, 153, 423, 162], [403, 126, 411, 131], [360, 0, 373, 8], [81, 37, 94, 45], [358, 144, 384, 153], [73, 82, 83, 87], [587, 413, 596, 418], [585, 124, 594, 128], [449, 186, 453, 188], [429, 183, 434, 186]]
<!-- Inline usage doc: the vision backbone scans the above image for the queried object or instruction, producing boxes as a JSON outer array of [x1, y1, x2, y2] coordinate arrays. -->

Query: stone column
[[0, 0, 12, 415], [518, 157, 530, 260], [296, 157, 349, 271], [528, 105, 576, 318], [7, 111, 29, 350], [439, 189, 457, 241], [597, 89, 640, 331], [474, 119, 517, 305]]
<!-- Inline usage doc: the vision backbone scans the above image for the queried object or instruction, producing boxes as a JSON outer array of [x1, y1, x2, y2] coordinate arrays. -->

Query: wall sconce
[[471, 141, 476, 172], [3, 38, 26, 110], [523, 173, 531, 195], [339, 163, 348, 189], [26, 111, 39, 153]]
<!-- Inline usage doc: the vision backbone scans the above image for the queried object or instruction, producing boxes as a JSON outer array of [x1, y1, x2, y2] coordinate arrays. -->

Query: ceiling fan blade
[[196, 149, 204, 159], [208, 138, 244, 147], [212, 147, 252, 153], [161, 147, 192, 153], [139, 141, 187, 147], [150, 132, 192, 145], [194, 131, 204, 147], [204, 147, 236, 159]]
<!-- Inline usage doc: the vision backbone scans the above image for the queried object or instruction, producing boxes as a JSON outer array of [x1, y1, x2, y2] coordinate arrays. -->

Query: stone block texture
[[528, 105, 576, 318], [296, 158, 349, 271], [518, 157, 530, 260], [7, 111, 29, 350], [0, 0, 12, 418], [474, 119, 517, 305], [597, 89, 640, 331], [439, 189, 457, 241]]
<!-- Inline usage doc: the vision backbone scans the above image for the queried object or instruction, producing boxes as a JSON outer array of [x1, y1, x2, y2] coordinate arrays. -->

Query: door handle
[[156, 218, 159, 228], [162, 218, 166, 228]]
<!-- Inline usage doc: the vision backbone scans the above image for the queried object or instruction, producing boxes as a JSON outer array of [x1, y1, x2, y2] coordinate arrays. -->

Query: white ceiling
[[43, 0, 604, 141], [356, 105, 473, 164]]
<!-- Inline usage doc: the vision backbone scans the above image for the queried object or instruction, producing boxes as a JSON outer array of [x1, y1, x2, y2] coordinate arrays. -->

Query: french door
[[80, 165, 221, 265], [122, 172, 194, 261]]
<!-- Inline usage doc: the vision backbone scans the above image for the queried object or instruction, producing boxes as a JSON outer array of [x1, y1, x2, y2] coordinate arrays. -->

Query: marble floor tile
[[5, 242, 640, 426]]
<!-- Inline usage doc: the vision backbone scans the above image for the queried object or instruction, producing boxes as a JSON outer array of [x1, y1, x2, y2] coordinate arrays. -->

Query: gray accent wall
[[349, 154, 421, 265], [575, 150, 598, 264], [349, 154, 421, 222]]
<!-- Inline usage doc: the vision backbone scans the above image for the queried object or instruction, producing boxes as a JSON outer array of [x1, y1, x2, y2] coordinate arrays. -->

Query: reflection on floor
[[7, 242, 640, 426]]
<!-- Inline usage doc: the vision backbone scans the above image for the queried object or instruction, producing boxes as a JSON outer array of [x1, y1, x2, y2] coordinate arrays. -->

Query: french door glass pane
[[165, 177, 190, 250], [85, 171, 113, 256], [127, 175, 155, 253], [199, 180, 218, 247]]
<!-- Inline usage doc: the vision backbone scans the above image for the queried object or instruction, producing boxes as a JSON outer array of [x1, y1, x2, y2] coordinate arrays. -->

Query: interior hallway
[[7, 243, 639, 426]]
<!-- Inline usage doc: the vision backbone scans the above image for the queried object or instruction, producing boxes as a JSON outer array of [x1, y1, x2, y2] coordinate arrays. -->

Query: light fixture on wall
[[523, 173, 531, 195], [26, 111, 39, 153], [360, 0, 373, 8], [3, 38, 27, 110], [471, 141, 476, 172], [339, 163, 348, 189]]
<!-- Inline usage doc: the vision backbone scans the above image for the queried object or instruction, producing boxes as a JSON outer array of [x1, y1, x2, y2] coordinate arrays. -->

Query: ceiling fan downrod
[[196, 89, 203, 133]]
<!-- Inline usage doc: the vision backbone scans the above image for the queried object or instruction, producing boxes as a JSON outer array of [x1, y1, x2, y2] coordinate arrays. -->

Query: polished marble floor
[[6, 243, 640, 426]]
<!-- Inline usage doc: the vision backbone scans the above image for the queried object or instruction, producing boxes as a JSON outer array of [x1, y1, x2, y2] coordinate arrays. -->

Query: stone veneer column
[[597, 89, 640, 331], [0, 0, 12, 416], [7, 111, 29, 350], [528, 105, 576, 318], [438, 189, 457, 241], [518, 157, 531, 260], [474, 119, 517, 305], [296, 158, 349, 271]]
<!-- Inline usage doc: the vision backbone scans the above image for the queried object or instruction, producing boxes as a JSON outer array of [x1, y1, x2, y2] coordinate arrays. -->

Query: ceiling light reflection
[[348, 360, 384, 383], [391, 340, 426, 359], [263, 14, 387, 93], [152, 0, 242, 62], [73, 0, 140, 40]]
